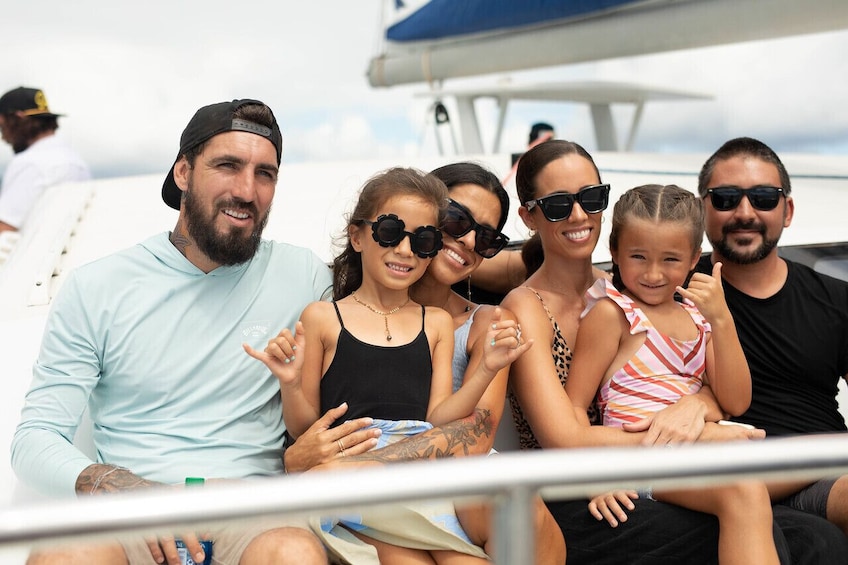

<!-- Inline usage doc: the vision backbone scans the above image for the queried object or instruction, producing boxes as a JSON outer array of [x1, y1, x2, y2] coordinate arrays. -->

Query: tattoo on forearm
[[352, 408, 493, 464], [77, 464, 160, 496]]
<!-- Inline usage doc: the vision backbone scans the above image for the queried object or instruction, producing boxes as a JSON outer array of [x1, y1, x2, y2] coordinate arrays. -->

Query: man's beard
[[709, 220, 779, 265], [2, 115, 32, 153], [183, 180, 269, 266]]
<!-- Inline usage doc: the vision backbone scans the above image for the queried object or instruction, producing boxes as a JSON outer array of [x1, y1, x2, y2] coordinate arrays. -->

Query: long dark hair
[[2, 114, 58, 153], [332, 167, 448, 299], [430, 162, 509, 231]]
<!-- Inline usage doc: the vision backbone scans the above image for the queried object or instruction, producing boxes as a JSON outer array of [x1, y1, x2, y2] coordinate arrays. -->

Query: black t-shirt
[[695, 256, 848, 436]]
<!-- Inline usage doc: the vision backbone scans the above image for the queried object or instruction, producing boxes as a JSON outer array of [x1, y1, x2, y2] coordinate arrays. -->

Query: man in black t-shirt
[[549, 139, 847, 565], [695, 137, 847, 538]]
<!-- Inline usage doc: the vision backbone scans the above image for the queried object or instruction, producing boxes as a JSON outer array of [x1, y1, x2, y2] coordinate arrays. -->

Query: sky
[[1, 1, 847, 180]]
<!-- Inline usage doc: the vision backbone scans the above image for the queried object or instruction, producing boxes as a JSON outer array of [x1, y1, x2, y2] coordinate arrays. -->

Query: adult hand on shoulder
[[623, 395, 707, 446], [283, 403, 381, 473]]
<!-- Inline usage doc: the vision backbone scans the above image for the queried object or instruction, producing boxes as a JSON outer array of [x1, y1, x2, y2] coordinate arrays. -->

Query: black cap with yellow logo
[[0, 87, 63, 117]]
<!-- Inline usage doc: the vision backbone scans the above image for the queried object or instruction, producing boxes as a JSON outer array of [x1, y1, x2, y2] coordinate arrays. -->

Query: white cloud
[[1, 2, 846, 182], [585, 30, 848, 153]]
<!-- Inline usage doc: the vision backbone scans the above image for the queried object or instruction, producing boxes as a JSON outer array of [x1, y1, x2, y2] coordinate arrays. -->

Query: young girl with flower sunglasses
[[246, 167, 529, 564]]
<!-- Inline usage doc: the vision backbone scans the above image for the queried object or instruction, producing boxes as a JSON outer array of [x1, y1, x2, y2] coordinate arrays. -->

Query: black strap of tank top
[[334, 300, 425, 332], [332, 301, 345, 329]]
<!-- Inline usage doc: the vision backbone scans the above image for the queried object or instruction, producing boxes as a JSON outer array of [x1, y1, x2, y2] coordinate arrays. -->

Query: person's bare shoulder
[[424, 304, 454, 328], [301, 299, 333, 316], [500, 284, 537, 311], [424, 304, 456, 349], [583, 295, 621, 323], [473, 304, 518, 326], [299, 300, 337, 329], [500, 286, 556, 345]]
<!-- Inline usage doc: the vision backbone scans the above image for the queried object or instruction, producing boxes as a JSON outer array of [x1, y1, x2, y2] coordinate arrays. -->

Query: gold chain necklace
[[351, 292, 410, 342]]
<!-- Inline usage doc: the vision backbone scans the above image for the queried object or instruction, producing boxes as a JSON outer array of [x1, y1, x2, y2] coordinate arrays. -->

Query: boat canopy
[[368, 0, 848, 87]]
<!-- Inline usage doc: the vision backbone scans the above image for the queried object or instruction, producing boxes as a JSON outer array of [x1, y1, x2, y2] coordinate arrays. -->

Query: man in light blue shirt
[[12, 99, 333, 565]]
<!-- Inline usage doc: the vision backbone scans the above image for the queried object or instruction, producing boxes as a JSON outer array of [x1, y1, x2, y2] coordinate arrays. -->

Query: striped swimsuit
[[584, 278, 711, 428]]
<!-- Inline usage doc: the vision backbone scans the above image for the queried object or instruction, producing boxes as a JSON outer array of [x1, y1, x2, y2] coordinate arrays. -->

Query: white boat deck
[[1, 152, 846, 561]]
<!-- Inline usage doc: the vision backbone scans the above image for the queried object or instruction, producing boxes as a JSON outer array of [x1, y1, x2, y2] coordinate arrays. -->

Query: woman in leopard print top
[[501, 140, 634, 451]]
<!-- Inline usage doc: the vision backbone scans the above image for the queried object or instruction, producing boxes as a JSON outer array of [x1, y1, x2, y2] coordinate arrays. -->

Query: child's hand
[[482, 307, 533, 376], [588, 490, 639, 527], [677, 262, 731, 324], [243, 321, 305, 386]]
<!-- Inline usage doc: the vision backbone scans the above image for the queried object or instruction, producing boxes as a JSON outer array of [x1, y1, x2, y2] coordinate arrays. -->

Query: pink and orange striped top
[[583, 278, 711, 428]]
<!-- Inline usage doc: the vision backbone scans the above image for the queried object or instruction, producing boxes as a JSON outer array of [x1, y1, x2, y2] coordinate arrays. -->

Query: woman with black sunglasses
[[408, 162, 566, 565]]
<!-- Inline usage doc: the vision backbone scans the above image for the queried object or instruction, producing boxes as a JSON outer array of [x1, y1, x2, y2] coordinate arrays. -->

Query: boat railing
[[1, 434, 846, 564]]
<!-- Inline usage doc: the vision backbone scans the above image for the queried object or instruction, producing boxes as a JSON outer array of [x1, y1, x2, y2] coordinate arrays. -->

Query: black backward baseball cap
[[161, 99, 283, 209]]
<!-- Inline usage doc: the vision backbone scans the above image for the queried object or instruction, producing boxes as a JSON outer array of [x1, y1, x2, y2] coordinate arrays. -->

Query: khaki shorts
[[121, 516, 314, 565]]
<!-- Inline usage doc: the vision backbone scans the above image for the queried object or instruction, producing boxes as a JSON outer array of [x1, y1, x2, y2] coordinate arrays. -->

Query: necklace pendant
[[351, 292, 409, 344]]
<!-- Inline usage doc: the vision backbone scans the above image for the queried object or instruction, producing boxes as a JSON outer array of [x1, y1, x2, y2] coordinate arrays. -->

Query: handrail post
[[493, 484, 535, 565]]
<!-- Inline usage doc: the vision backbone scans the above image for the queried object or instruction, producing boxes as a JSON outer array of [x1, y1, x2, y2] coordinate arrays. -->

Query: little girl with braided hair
[[565, 184, 779, 565]]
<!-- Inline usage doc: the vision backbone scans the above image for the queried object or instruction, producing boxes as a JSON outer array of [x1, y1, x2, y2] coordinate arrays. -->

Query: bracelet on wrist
[[90, 464, 127, 495]]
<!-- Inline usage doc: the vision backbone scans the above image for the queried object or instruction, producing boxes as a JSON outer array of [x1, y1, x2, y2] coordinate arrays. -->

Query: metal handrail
[[1, 435, 847, 563]]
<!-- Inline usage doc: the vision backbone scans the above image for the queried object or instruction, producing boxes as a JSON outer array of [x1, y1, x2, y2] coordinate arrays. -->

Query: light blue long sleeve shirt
[[11, 232, 332, 497]]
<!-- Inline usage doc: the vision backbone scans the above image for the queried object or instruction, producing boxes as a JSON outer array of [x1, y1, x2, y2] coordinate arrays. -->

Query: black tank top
[[320, 301, 432, 425]]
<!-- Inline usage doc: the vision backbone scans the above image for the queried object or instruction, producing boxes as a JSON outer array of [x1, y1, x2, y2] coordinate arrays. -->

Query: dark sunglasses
[[363, 214, 443, 259], [441, 199, 510, 259], [705, 185, 785, 211], [524, 184, 610, 222]]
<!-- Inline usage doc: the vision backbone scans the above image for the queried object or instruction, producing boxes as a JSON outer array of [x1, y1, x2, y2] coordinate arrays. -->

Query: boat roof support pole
[[493, 96, 509, 154], [624, 101, 645, 152], [455, 95, 484, 154], [590, 103, 618, 152]]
